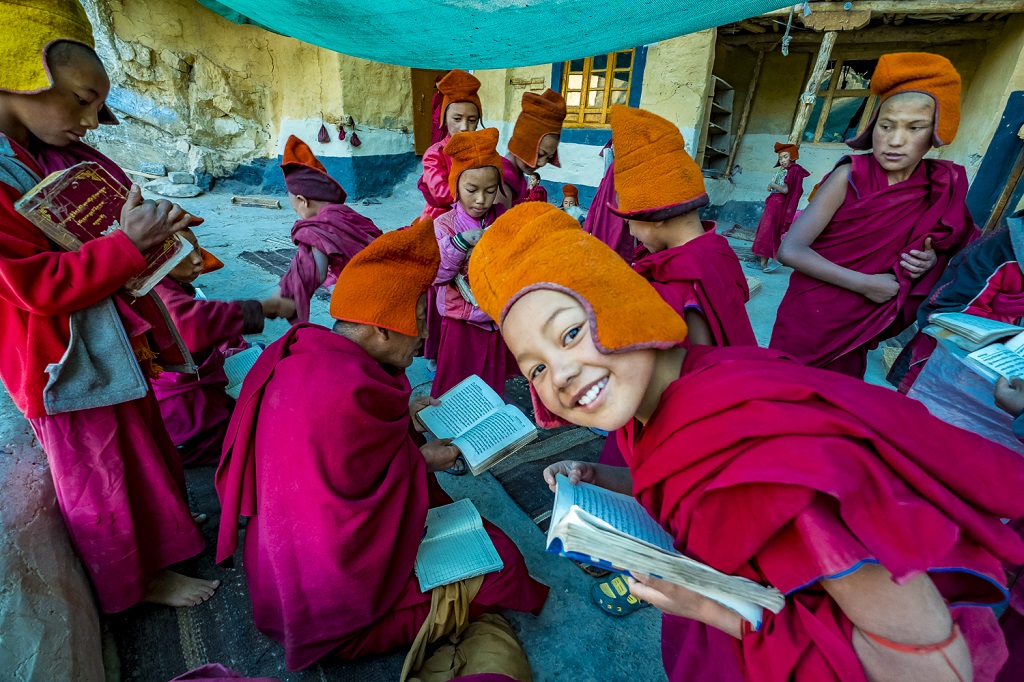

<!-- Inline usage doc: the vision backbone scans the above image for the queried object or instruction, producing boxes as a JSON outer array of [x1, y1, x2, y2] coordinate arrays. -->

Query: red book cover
[[14, 162, 189, 296]]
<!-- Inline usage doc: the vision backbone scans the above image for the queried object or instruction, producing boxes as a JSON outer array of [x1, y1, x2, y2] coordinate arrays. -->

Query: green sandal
[[590, 574, 648, 617]]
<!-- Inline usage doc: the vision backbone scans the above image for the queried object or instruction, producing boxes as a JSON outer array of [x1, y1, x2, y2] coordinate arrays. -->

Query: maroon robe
[[770, 154, 977, 377], [500, 157, 528, 207], [278, 204, 381, 324], [583, 161, 634, 263], [151, 280, 264, 467], [216, 324, 547, 670], [751, 163, 810, 260], [622, 345, 1024, 681]]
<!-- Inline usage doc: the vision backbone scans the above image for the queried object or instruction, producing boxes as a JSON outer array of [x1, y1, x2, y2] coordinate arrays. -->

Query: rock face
[[144, 178, 204, 198], [0, 391, 104, 682], [168, 171, 196, 185], [138, 162, 167, 176]]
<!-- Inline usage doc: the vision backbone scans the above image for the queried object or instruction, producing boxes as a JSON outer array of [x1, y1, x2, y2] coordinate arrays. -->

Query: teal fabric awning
[[199, 0, 788, 69]]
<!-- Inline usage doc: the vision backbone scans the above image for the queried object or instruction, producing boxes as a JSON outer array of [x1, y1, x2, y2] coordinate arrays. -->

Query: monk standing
[[274, 135, 381, 324], [750, 142, 809, 273], [216, 218, 548, 671], [0, 0, 217, 610], [498, 89, 565, 209], [771, 53, 977, 378]]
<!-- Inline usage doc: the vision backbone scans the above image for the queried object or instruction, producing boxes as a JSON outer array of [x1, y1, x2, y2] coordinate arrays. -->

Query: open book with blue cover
[[223, 346, 263, 400], [545, 474, 785, 628], [414, 499, 503, 592], [925, 313, 1024, 381]]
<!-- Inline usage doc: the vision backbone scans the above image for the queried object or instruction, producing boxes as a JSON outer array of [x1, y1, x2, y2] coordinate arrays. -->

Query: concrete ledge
[[0, 394, 104, 682]]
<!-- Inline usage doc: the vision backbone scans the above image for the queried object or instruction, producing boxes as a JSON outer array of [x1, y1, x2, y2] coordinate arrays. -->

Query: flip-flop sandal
[[443, 456, 468, 476], [192, 511, 208, 526], [590, 575, 648, 617], [764, 260, 782, 273]]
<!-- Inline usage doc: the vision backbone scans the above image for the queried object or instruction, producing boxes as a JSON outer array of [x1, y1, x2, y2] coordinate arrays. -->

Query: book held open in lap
[[924, 313, 1024, 382], [223, 346, 263, 400], [15, 162, 190, 297], [546, 474, 785, 627], [414, 498, 503, 592], [417, 375, 538, 475]]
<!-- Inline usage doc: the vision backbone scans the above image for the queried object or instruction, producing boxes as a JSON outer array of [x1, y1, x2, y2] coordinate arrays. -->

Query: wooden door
[[411, 68, 448, 156]]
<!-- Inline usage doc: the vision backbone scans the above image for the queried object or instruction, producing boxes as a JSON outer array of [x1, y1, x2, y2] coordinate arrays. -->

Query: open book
[[926, 312, 1024, 352], [223, 346, 263, 400], [961, 331, 1024, 382], [417, 375, 538, 475], [546, 475, 785, 627], [15, 162, 191, 297], [414, 499, 503, 592]]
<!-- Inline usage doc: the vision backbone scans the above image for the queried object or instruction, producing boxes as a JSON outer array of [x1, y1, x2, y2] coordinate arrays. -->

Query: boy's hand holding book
[[120, 183, 200, 252], [410, 395, 442, 433], [421, 438, 461, 472], [994, 376, 1024, 418]]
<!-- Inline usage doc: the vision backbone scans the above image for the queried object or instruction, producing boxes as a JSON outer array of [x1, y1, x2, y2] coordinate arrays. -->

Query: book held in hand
[[223, 346, 263, 400], [414, 498, 503, 592], [925, 312, 1024, 352], [15, 162, 191, 297], [546, 474, 785, 627], [417, 375, 538, 475]]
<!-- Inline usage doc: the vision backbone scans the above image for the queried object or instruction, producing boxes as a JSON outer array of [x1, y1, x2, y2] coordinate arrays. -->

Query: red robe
[[151, 280, 264, 466], [278, 203, 381, 324], [583, 161, 634, 263], [751, 163, 810, 260], [216, 324, 548, 670], [526, 185, 548, 203], [5, 137, 204, 613], [500, 157, 528, 208], [622, 345, 1024, 681], [770, 154, 977, 377]]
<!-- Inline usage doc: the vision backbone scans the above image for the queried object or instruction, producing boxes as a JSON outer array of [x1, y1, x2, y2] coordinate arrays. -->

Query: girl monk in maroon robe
[[751, 142, 809, 273], [771, 53, 977, 378], [469, 201, 1024, 682], [497, 89, 565, 210], [216, 218, 547, 671], [272, 135, 381, 324], [0, 0, 217, 610]]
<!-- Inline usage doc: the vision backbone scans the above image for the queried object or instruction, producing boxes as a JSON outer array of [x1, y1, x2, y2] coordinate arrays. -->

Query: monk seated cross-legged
[[215, 217, 548, 671]]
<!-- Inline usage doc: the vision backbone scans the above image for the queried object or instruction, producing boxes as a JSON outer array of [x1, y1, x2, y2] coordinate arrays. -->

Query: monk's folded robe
[[622, 344, 1024, 682], [770, 153, 976, 376], [216, 323, 548, 671]]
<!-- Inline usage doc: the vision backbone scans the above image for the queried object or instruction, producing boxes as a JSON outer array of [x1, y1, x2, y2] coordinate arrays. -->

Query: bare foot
[[143, 570, 220, 607]]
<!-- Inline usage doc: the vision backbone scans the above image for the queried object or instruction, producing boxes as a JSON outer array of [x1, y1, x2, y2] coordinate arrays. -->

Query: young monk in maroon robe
[[583, 157, 634, 263], [525, 172, 547, 202], [216, 218, 548, 671], [151, 230, 284, 467], [272, 135, 381, 324], [772, 53, 977, 378], [751, 142, 809, 273], [431, 128, 511, 399], [0, 0, 217, 610], [497, 89, 565, 210], [469, 202, 1024, 682]]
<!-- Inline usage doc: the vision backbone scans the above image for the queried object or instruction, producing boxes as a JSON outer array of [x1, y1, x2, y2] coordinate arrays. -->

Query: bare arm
[[684, 309, 715, 346], [777, 166, 899, 304], [768, 182, 788, 194]]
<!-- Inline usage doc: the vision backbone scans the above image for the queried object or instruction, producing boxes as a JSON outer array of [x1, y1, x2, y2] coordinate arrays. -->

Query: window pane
[[818, 63, 836, 91], [590, 74, 606, 92], [569, 59, 585, 72], [592, 54, 608, 71], [615, 51, 633, 69], [566, 91, 582, 107], [568, 74, 583, 90], [587, 89, 604, 107], [802, 97, 827, 143], [820, 97, 869, 142], [611, 90, 627, 105], [837, 60, 876, 90], [613, 70, 630, 89]]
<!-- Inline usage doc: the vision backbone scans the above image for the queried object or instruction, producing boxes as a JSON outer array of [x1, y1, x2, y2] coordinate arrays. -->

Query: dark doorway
[[410, 68, 448, 156]]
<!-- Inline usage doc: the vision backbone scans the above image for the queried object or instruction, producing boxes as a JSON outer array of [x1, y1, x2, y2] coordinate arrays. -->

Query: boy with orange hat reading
[[151, 229, 280, 467], [751, 142, 810, 273], [772, 53, 977, 378], [498, 89, 566, 209], [216, 218, 547, 671], [274, 135, 382, 324], [431, 127, 512, 399], [0, 0, 219, 611], [469, 201, 1024, 682], [417, 69, 483, 220]]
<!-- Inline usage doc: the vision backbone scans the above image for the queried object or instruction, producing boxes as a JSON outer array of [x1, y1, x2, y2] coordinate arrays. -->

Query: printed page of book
[[1004, 330, 1024, 354], [224, 346, 263, 400], [452, 405, 535, 468], [418, 375, 505, 440], [966, 344, 1024, 382], [414, 499, 503, 592], [929, 312, 1023, 343]]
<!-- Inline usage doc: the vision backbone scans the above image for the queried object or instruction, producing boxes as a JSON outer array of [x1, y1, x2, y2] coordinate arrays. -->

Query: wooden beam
[[763, 1, 1024, 17], [790, 30, 837, 144], [721, 20, 1004, 46], [801, 9, 872, 30], [727, 50, 766, 175]]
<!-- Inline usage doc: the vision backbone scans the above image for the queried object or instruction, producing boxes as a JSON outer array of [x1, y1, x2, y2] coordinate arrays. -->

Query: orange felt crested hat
[[444, 128, 503, 200], [329, 217, 440, 336], [199, 248, 224, 274], [508, 89, 566, 169], [468, 202, 687, 426], [280, 135, 347, 203], [438, 69, 483, 126], [773, 142, 799, 161], [609, 105, 708, 220], [562, 184, 578, 199], [847, 52, 961, 150]]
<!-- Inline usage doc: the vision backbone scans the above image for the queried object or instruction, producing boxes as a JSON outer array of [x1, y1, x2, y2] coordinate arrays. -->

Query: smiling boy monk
[[771, 53, 977, 378]]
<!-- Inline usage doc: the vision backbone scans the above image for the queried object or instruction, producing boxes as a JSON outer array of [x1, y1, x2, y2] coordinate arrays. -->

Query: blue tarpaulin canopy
[[198, 0, 789, 69]]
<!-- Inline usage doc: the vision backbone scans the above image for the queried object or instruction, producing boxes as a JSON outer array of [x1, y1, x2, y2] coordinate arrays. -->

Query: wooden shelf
[[704, 146, 728, 158], [707, 121, 729, 136], [711, 101, 731, 115]]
